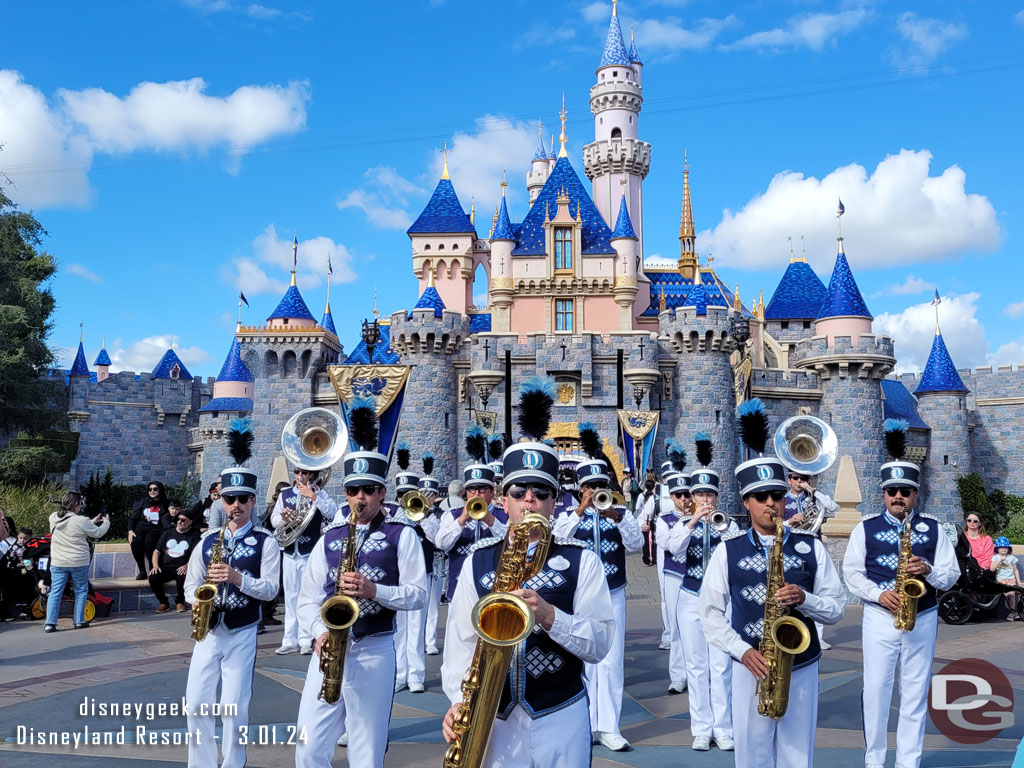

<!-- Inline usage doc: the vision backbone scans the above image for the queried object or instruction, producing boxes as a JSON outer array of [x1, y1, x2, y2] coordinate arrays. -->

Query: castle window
[[438, 243, 445, 250], [803, 321, 811, 329], [781, 321, 789, 330], [611, 127, 622, 139], [169, 364, 180, 379], [555, 299, 574, 331], [944, 455, 949, 465], [613, 70, 618, 77], [424, 244, 431, 250], [554, 227, 573, 271]]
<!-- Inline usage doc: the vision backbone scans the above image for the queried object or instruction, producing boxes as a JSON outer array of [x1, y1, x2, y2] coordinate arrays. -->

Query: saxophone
[[317, 503, 362, 704], [893, 517, 927, 632], [756, 515, 812, 720], [443, 513, 552, 768], [191, 523, 227, 642]]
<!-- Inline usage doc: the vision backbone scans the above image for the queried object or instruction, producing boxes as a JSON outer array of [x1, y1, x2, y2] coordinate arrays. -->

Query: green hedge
[[958, 473, 1024, 544], [0, 481, 66, 535]]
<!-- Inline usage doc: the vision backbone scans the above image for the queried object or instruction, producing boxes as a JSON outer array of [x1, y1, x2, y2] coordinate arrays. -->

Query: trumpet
[[466, 497, 489, 520], [708, 509, 731, 532], [592, 489, 626, 512], [401, 490, 431, 522]]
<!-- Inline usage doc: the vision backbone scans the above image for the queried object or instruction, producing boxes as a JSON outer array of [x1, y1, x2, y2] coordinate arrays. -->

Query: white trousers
[[657, 546, 669, 643], [425, 571, 443, 650], [664, 574, 686, 685], [732, 658, 818, 768], [586, 587, 626, 735], [483, 698, 592, 767], [862, 605, 938, 768], [294, 634, 396, 768], [677, 589, 732, 738], [282, 553, 312, 648], [396, 574, 430, 685], [185, 623, 258, 768]]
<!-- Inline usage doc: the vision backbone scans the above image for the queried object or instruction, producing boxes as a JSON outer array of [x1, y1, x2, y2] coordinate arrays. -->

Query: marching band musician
[[700, 399, 846, 768], [655, 464, 689, 694], [441, 377, 613, 767], [271, 466, 338, 656], [842, 419, 958, 768], [660, 433, 739, 752], [183, 418, 280, 768], [294, 397, 426, 768], [552, 421, 641, 752]]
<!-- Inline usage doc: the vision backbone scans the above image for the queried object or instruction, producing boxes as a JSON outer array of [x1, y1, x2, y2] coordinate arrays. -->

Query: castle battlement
[[791, 334, 896, 377], [658, 307, 738, 355], [389, 308, 471, 357], [751, 367, 822, 393]]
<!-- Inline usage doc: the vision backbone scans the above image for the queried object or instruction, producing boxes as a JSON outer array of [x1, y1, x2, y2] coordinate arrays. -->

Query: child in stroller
[[991, 536, 1022, 620], [20, 535, 113, 622], [938, 523, 1024, 624]]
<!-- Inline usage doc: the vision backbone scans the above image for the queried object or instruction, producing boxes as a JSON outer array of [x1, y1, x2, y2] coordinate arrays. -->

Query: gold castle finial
[[373, 284, 380, 321], [290, 234, 298, 286], [734, 285, 742, 311], [441, 142, 450, 180], [612, 0, 618, 17], [678, 150, 696, 276], [801, 235, 807, 263], [101, 334, 106, 349], [558, 93, 568, 158], [470, 195, 475, 225], [659, 284, 666, 312], [79, 322, 84, 343], [501, 169, 508, 197], [788, 236, 795, 263], [427, 257, 435, 288], [631, 24, 635, 42]]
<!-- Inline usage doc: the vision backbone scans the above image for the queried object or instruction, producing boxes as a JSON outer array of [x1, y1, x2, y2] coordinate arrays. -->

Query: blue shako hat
[[660, 459, 675, 480], [502, 376, 560, 492], [734, 399, 788, 497], [575, 422, 610, 485], [221, 417, 257, 495], [690, 432, 720, 494], [667, 472, 691, 495], [463, 425, 495, 489], [418, 452, 441, 495], [880, 419, 920, 489], [343, 397, 389, 487], [663, 438, 688, 484], [394, 441, 420, 493]]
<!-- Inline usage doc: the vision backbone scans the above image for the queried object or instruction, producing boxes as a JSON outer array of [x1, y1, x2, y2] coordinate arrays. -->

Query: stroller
[[937, 524, 1024, 625], [21, 535, 113, 622]]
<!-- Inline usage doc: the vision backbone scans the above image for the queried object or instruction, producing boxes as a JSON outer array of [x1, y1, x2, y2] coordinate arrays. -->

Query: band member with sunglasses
[[842, 421, 958, 768], [782, 471, 838, 530], [295, 398, 427, 768], [441, 377, 614, 766], [656, 470, 690, 693], [271, 466, 339, 656], [183, 420, 280, 768], [552, 422, 642, 752], [661, 436, 739, 753]]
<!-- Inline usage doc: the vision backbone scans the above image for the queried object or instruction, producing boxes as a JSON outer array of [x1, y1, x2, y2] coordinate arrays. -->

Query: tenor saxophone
[[756, 515, 811, 720], [317, 503, 361, 704], [191, 523, 227, 642], [443, 513, 552, 768], [893, 517, 927, 632]]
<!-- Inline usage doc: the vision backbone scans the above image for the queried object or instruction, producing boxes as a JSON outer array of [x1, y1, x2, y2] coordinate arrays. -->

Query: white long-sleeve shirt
[[699, 531, 847, 662], [842, 509, 960, 609], [296, 521, 426, 641], [552, 506, 643, 554], [435, 508, 508, 552], [783, 488, 840, 526], [635, 493, 658, 527], [441, 543, 614, 706], [661, 513, 739, 559], [183, 519, 281, 605], [270, 486, 339, 541]]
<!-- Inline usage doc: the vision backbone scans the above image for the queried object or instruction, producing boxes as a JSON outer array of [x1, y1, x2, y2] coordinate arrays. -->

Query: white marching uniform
[[843, 511, 959, 768], [271, 488, 338, 650], [700, 532, 846, 768], [552, 506, 642, 739], [654, 514, 687, 685], [441, 542, 614, 768], [183, 522, 280, 768], [394, 509, 440, 688], [293, 520, 427, 768]]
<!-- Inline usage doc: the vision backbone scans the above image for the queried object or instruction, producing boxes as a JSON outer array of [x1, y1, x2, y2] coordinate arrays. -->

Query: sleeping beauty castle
[[60, 2, 1021, 522]]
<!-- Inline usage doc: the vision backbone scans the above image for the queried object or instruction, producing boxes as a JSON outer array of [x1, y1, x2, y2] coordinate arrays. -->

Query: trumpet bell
[[282, 407, 349, 472], [593, 489, 614, 511], [401, 490, 430, 522], [708, 509, 731, 532], [774, 415, 838, 477], [466, 497, 489, 520]]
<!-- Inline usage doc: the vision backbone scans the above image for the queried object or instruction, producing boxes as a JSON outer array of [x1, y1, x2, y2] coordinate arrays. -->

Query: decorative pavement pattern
[[2, 553, 1022, 767]]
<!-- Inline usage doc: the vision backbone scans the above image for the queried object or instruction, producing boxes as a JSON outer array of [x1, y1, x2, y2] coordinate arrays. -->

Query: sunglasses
[[966, 518, 980, 523], [670, 491, 688, 499], [751, 490, 787, 503], [345, 485, 381, 496], [222, 495, 253, 506], [885, 488, 914, 498], [148, 487, 160, 492], [506, 484, 554, 501]]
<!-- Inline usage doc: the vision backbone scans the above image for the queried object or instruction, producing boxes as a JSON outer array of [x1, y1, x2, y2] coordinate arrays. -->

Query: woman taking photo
[[128, 481, 169, 579], [964, 512, 994, 569], [45, 490, 109, 632]]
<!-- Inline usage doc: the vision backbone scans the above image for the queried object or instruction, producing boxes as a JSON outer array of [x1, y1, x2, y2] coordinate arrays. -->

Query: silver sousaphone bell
[[773, 415, 838, 535]]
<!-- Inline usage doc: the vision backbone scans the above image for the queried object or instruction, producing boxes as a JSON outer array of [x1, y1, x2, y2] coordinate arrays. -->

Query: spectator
[[128, 481, 169, 579], [45, 490, 110, 632], [149, 513, 200, 613], [163, 500, 186, 529], [2, 522, 35, 620], [190, 482, 221, 532], [991, 537, 1021, 621], [0, 514, 13, 555], [440, 480, 465, 514], [964, 512, 994, 570], [637, 478, 658, 566]]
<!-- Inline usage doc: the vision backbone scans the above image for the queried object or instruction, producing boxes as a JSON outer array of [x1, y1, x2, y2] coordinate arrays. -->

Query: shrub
[[957, 473, 995, 531], [0, 481, 66, 534], [0, 446, 65, 486]]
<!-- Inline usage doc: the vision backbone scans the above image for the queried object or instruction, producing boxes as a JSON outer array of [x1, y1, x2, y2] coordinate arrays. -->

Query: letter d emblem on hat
[[757, 465, 773, 480], [354, 458, 369, 474], [523, 450, 541, 469]]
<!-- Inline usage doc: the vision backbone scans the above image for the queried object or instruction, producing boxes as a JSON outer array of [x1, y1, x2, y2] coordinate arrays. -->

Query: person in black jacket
[[149, 514, 200, 613], [189, 482, 221, 532], [128, 481, 168, 580]]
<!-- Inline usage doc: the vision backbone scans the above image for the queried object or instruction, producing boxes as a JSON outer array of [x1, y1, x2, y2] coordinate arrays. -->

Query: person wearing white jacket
[[45, 490, 109, 631]]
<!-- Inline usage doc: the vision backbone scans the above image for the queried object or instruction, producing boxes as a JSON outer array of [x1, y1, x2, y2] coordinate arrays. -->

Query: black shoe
[[263, 616, 282, 626], [257, 624, 267, 635], [44, 624, 57, 633], [135, 574, 147, 581], [74, 622, 90, 629]]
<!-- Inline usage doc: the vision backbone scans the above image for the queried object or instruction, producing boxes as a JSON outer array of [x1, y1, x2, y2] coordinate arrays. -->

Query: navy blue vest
[[445, 505, 507, 600], [862, 510, 940, 615], [724, 529, 821, 670], [783, 492, 803, 522], [322, 513, 405, 640], [659, 512, 686, 578], [680, 518, 725, 595], [470, 539, 587, 719], [202, 524, 271, 632], [568, 508, 628, 591], [279, 487, 324, 557]]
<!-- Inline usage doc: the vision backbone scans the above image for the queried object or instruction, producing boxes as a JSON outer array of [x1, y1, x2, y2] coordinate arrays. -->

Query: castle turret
[[583, 0, 651, 259], [914, 296, 970, 522], [69, 338, 90, 378], [489, 185, 516, 333], [610, 193, 639, 330], [526, 122, 551, 204], [267, 238, 317, 331], [628, 24, 643, 86], [200, 339, 254, 413], [94, 336, 112, 382], [68, 334, 91, 413], [763, 249, 828, 366]]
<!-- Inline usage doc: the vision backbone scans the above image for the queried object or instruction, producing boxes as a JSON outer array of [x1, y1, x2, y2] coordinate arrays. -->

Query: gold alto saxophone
[[756, 514, 812, 720], [191, 523, 227, 642], [894, 518, 927, 632], [443, 513, 552, 768], [317, 503, 362, 704]]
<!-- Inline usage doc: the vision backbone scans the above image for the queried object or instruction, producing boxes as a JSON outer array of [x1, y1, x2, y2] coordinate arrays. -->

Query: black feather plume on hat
[[578, 421, 601, 459], [884, 419, 909, 461], [396, 441, 411, 471], [695, 432, 713, 468], [666, 439, 687, 473], [349, 397, 378, 452], [465, 425, 487, 463], [423, 452, 434, 476], [488, 433, 504, 461], [227, 417, 253, 466], [737, 398, 770, 455], [517, 376, 556, 442]]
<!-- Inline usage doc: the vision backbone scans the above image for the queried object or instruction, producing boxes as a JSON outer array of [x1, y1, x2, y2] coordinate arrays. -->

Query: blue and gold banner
[[617, 410, 659, 479], [327, 365, 411, 465]]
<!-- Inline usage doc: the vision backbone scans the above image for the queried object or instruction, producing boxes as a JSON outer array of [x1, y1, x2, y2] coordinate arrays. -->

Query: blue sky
[[2, 0, 1021, 378]]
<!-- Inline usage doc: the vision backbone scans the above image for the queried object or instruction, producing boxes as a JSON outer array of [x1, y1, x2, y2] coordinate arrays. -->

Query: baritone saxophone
[[442, 513, 552, 768], [317, 503, 361, 704]]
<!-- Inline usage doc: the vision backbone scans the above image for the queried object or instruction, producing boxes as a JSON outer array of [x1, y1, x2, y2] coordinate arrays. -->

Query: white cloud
[[1004, 301, 1024, 318], [633, 16, 737, 53], [891, 275, 932, 295], [875, 292, 985, 374], [516, 23, 575, 49], [106, 335, 212, 374], [989, 339, 1024, 365], [699, 149, 1000, 270], [582, 2, 607, 24], [246, 4, 310, 21], [888, 12, 967, 68], [1016, 10, 1024, 26], [66, 263, 102, 283], [721, 8, 872, 52]]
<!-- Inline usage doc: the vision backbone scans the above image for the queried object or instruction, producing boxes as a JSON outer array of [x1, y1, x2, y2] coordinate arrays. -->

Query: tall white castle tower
[[583, 1, 651, 260]]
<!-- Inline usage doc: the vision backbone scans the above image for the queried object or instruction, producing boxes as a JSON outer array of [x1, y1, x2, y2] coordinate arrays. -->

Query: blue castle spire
[[765, 261, 827, 320], [216, 338, 253, 383], [321, 305, 337, 335], [412, 286, 446, 318], [267, 283, 315, 322], [916, 332, 968, 394], [69, 340, 90, 377], [407, 154, 475, 235], [629, 33, 642, 64], [93, 341, 112, 367], [817, 241, 872, 320], [150, 347, 193, 380], [533, 130, 548, 161], [610, 194, 637, 240], [492, 194, 515, 241], [599, 3, 631, 68]]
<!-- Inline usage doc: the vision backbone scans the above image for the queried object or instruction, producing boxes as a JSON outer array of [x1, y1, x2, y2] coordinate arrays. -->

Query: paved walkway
[[2, 554, 1022, 767]]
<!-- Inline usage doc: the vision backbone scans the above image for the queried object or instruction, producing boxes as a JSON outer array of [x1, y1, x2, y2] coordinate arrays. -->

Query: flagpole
[[237, 295, 242, 331], [326, 253, 331, 309]]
